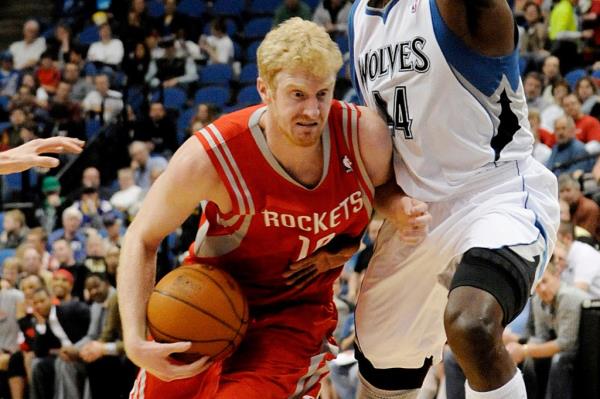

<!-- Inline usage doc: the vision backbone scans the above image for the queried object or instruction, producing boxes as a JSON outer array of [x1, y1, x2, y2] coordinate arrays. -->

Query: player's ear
[[257, 77, 271, 104]]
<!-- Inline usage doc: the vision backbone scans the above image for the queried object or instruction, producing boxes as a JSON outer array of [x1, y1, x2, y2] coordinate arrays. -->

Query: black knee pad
[[354, 344, 432, 390], [449, 247, 537, 326]]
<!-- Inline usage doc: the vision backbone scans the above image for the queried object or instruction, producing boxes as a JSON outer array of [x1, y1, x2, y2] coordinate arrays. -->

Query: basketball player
[[344, 1, 561, 398], [119, 18, 430, 398], [0, 137, 84, 174]]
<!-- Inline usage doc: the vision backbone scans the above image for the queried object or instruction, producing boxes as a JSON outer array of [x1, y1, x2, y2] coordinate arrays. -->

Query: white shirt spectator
[[204, 35, 234, 64], [82, 89, 124, 124], [110, 185, 143, 213], [564, 240, 600, 298], [533, 142, 552, 164], [9, 37, 46, 70], [87, 39, 124, 66]]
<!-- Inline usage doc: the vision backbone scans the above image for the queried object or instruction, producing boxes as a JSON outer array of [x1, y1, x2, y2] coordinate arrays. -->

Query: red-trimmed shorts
[[130, 302, 338, 399]]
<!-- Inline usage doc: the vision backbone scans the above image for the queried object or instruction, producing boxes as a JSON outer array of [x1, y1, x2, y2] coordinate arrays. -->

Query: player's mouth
[[296, 121, 319, 127]]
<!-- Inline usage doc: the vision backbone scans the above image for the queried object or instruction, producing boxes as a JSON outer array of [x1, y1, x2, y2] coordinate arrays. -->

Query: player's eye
[[293, 91, 304, 98]]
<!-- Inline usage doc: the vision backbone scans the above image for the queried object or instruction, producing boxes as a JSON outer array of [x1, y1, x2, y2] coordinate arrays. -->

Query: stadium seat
[[177, 0, 205, 18], [243, 18, 272, 40], [245, 41, 261, 63], [592, 70, 600, 80], [237, 85, 261, 105], [194, 86, 230, 108], [304, 0, 320, 9], [239, 64, 258, 85], [78, 25, 100, 45], [336, 35, 349, 55], [199, 64, 233, 86], [222, 104, 246, 114], [151, 87, 187, 110], [212, 0, 244, 16], [0, 121, 10, 131], [177, 107, 197, 144], [203, 18, 237, 37], [233, 41, 242, 61], [0, 96, 9, 112], [85, 118, 102, 138], [247, 0, 282, 16], [3, 174, 21, 191], [564, 68, 587, 90], [147, 0, 165, 18]]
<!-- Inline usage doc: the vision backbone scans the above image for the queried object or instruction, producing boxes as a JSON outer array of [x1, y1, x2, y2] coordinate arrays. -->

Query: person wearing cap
[[144, 34, 197, 89], [51, 269, 75, 304], [504, 261, 590, 399], [70, 184, 113, 230], [35, 176, 70, 235], [0, 51, 19, 97]]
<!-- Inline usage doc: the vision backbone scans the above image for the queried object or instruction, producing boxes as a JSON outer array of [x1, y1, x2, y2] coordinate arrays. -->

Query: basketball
[[146, 263, 249, 363]]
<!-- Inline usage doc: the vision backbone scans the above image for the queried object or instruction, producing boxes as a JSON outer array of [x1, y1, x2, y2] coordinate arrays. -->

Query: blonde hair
[[257, 17, 343, 90], [5, 209, 26, 228]]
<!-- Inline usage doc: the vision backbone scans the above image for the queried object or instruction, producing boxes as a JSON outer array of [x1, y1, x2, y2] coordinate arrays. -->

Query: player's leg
[[444, 247, 533, 399]]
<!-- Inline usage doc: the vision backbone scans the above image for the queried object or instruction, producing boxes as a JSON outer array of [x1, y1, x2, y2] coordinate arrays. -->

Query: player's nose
[[303, 97, 320, 119]]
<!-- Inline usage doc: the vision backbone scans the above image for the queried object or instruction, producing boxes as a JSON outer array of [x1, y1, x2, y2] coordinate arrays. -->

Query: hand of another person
[[0, 137, 84, 174], [389, 196, 431, 245], [505, 342, 526, 365], [283, 236, 361, 289], [59, 346, 80, 362], [126, 338, 212, 382], [162, 78, 179, 88], [80, 341, 105, 363], [0, 353, 9, 371], [582, 29, 595, 40]]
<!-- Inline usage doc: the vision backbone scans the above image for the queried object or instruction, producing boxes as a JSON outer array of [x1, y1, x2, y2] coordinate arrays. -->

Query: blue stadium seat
[[239, 63, 258, 85], [199, 64, 233, 86], [203, 18, 237, 37], [177, 0, 205, 18], [304, 0, 320, 9], [243, 18, 272, 40], [0, 122, 10, 133], [336, 35, 349, 55], [147, 0, 165, 18], [564, 68, 587, 90], [85, 118, 102, 138], [591, 70, 600, 80], [177, 107, 197, 144], [212, 0, 244, 16], [222, 104, 246, 114], [78, 25, 100, 45], [247, 0, 282, 15], [0, 96, 9, 112], [194, 86, 230, 108], [233, 41, 242, 61], [4, 174, 21, 191], [245, 40, 261, 63], [153, 87, 188, 110], [237, 85, 261, 105]]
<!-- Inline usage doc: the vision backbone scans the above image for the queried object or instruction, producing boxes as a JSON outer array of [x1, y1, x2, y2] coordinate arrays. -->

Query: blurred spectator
[[518, 1, 549, 71], [1, 257, 21, 289], [145, 35, 197, 89], [122, 42, 150, 88], [541, 55, 562, 104], [45, 23, 72, 67], [541, 79, 570, 131], [0, 108, 29, 150], [575, 76, 600, 119], [546, 115, 595, 175], [120, 0, 152, 51], [557, 222, 600, 297], [531, 117, 552, 164], [70, 185, 113, 230], [312, 0, 352, 36], [102, 213, 124, 249], [61, 63, 93, 102], [189, 103, 218, 134], [110, 167, 142, 215], [8, 20, 46, 71], [133, 102, 177, 155], [47, 81, 85, 140], [83, 232, 107, 274], [505, 261, 590, 399], [51, 269, 74, 303], [152, 0, 186, 39], [0, 275, 24, 398], [53, 238, 88, 301], [562, 93, 600, 145], [19, 245, 52, 288], [558, 173, 600, 240], [0, 52, 19, 97], [35, 52, 61, 96], [49, 207, 87, 263], [104, 245, 119, 287], [128, 141, 168, 190], [82, 73, 124, 125], [9, 81, 41, 114], [0, 210, 28, 250], [529, 107, 556, 148], [86, 23, 124, 69], [198, 18, 234, 65], [35, 176, 69, 236], [524, 72, 550, 111], [26, 228, 58, 272], [66, 44, 86, 71], [274, 0, 312, 26], [548, 0, 594, 41], [68, 166, 112, 203], [29, 286, 89, 399]]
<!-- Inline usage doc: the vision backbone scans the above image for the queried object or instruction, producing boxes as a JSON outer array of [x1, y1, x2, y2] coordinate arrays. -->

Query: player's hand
[[389, 196, 431, 245], [505, 342, 525, 365], [283, 238, 360, 289], [126, 339, 212, 381], [0, 137, 84, 174]]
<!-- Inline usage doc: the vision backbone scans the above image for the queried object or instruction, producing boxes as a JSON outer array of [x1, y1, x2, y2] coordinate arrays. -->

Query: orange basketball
[[146, 263, 249, 363]]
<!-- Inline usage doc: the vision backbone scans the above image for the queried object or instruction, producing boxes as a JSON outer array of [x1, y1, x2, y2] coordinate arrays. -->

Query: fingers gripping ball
[[147, 264, 249, 363]]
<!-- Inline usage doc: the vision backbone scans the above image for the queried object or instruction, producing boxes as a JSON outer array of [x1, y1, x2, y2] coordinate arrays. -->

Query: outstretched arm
[[0, 137, 84, 174], [118, 136, 229, 381]]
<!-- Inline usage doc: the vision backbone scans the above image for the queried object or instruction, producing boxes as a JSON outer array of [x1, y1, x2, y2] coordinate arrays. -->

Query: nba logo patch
[[342, 155, 353, 173]]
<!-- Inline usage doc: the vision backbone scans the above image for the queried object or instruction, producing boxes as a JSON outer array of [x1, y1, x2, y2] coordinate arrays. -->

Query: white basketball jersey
[[349, 0, 534, 201]]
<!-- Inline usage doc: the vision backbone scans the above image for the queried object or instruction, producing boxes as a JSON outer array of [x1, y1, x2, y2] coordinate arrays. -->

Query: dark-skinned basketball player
[[119, 18, 430, 399], [330, 0, 559, 398]]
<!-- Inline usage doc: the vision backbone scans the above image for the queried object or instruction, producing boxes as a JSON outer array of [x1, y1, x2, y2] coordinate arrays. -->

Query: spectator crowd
[[0, 0, 597, 398]]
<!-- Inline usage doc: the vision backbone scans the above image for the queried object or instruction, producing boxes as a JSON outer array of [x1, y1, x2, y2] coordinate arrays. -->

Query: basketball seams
[[148, 319, 233, 344], [152, 289, 240, 332], [184, 267, 245, 321]]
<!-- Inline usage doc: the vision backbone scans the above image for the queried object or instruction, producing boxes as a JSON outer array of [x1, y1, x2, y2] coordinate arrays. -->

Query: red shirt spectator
[[563, 93, 600, 142]]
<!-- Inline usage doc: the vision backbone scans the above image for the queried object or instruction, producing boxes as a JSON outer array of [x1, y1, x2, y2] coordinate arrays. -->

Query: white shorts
[[354, 157, 559, 369]]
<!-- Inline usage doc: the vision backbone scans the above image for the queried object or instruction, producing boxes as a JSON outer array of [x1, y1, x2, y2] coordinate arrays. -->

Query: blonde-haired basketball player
[[120, 18, 430, 398]]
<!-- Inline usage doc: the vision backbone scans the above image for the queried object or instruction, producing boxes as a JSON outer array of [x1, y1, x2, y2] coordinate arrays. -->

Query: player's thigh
[[129, 364, 221, 399]]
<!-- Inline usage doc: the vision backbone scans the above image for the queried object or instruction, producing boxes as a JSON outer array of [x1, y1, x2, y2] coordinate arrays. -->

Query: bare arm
[[0, 137, 84, 174], [118, 136, 229, 380], [436, 0, 515, 56]]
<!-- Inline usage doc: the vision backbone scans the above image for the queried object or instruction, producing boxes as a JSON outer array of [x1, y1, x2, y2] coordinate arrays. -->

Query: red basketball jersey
[[190, 100, 373, 308]]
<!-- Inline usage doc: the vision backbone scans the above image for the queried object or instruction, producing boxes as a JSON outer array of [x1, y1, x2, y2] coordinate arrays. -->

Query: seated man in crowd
[[558, 173, 600, 242], [505, 261, 590, 399], [546, 115, 596, 176]]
